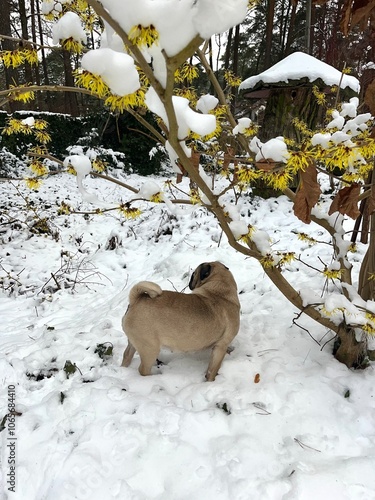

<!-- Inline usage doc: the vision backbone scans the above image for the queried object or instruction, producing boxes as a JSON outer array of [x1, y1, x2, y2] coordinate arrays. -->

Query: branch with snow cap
[[63, 155, 106, 206]]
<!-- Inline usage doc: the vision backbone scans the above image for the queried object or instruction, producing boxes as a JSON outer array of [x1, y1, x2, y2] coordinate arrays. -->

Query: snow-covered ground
[[1, 170, 375, 500]]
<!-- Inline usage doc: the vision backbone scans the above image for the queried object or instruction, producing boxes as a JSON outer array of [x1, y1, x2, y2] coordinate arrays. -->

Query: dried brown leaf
[[328, 184, 361, 219], [293, 163, 321, 224]]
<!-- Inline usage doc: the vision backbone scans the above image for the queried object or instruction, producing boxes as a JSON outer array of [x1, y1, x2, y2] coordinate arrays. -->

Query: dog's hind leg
[[122, 341, 136, 367], [138, 345, 160, 376], [205, 341, 229, 382]]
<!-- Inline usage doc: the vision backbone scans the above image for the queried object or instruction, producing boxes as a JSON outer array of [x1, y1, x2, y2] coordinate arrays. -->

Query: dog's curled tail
[[128, 281, 162, 305]]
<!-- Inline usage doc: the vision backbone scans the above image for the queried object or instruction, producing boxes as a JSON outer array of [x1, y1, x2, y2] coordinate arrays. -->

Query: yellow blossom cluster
[[61, 37, 84, 53], [261, 168, 294, 191], [286, 150, 314, 173], [128, 24, 159, 48], [92, 159, 107, 173], [297, 232, 318, 245], [312, 85, 326, 105], [237, 166, 261, 185], [75, 69, 148, 112], [118, 204, 142, 219], [8, 84, 35, 103], [1, 48, 38, 68], [276, 252, 296, 266], [150, 192, 163, 203], [25, 178, 42, 190], [239, 225, 256, 243], [58, 201, 73, 215], [322, 267, 343, 280], [260, 253, 276, 269], [175, 63, 199, 84], [29, 160, 49, 177], [2, 118, 50, 144], [224, 70, 242, 88]]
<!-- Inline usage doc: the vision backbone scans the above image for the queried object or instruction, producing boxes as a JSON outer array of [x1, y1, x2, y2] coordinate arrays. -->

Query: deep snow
[[1, 170, 375, 500]]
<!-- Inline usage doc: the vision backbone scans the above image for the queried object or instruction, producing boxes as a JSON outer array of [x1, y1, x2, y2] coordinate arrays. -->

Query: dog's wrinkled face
[[189, 262, 228, 291]]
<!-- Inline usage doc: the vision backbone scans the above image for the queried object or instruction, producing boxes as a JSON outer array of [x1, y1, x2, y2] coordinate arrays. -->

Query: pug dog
[[121, 261, 240, 381]]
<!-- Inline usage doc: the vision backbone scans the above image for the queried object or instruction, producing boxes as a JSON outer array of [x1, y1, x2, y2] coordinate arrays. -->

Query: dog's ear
[[199, 263, 212, 281], [189, 263, 212, 290]]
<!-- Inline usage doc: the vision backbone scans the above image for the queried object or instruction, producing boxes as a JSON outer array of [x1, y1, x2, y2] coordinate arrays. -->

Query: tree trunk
[[18, 0, 34, 85], [231, 24, 240, 114], [334, 324, 367, 368], [0, 0, 19, 111], [63, 50, 79, 116], [264, 0, 275, 70], [224, 27, 233, 71]]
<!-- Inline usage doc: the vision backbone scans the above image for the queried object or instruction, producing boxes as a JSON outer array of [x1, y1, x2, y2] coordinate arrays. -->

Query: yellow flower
[[260, 253, 276, 269], [128, 24, 159, 48], [324, 145, 357, 171], [190, 189, 201, 204], [23, 48, 39, 65], [175, 63, 199, 83], [8, 84, 35, 103], [29, 161, 49, 176], [277, 252, 296, 266], [75, 70, 109, 98], [237, 166, 260, 185], [25, 177, 42, 190], [67, 165, 76, 175], [118, 204, 142, 218], [362, 323, 375, 335], [297, 232, 317, 245], [20, 122, 34, 135], [2, 118, 23, 135], [61, 37, 84, 53], [286, 150, 314, 173], [359, 137, 375, 160], [105, 89, 146, 112], [322, 267, 342, 279], [33, 120, 48, 130], [224, 70, 242, 87], [174, 87, 198, 106], [263, 168, 293, 191], [29, 145, 48, 156], [1, 50, 24, 68], [150, 192, 163, 203], [34, 131, 51, 144], [321, 306, 345, 317], [312, 85, 326, 105], [341, 171, 362, 183], [239, 225, 256, 243], [92, 159, 107, 172], [242, 124, 259, 137], [57, 201, 72, 215], [292, 118, 312, 137]]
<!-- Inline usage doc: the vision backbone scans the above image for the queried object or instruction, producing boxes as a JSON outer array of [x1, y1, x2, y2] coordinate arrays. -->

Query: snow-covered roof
[[239, 51, 360, 93]]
